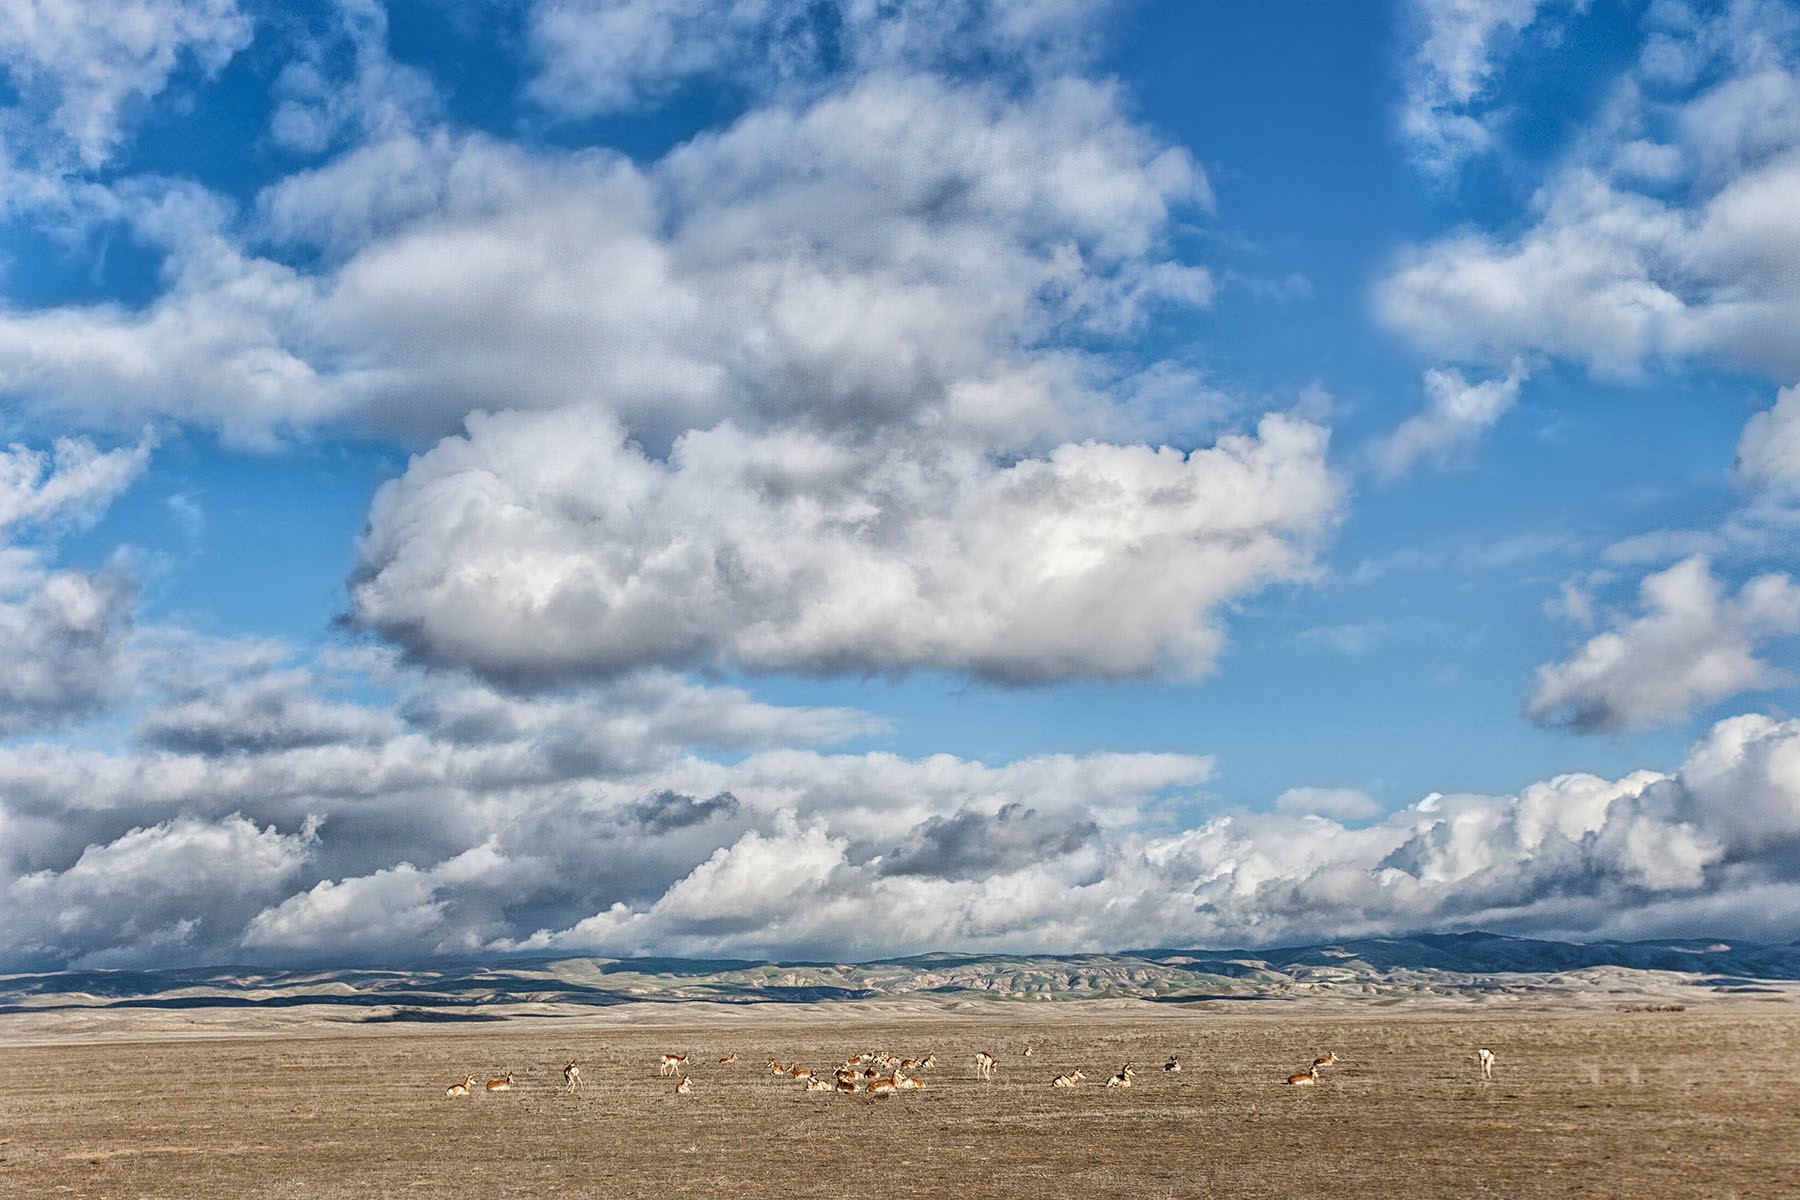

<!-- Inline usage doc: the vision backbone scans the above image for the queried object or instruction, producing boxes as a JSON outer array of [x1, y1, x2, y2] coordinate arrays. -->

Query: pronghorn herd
[[439, 1041, 1502, 1103]]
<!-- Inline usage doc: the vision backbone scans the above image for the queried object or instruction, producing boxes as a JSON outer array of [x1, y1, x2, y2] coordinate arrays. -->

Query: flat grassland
[[2, 1004, 1794, 1199]]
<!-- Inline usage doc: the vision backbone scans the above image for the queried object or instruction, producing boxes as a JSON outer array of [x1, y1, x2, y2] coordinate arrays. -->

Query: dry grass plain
[[2, 1002, 1796, 1199]]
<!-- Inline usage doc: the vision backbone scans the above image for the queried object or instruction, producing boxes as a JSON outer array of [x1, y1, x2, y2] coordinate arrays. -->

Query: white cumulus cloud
[[1529, 555, 1800, 732], [1398, 0, 1560, 175], [1373, 358, 1529, 479], [1735, 381, 1800, 494], [1381, 1, 1800, 380], [347, 408, 1339, 685], [0, 0, 251, 170]]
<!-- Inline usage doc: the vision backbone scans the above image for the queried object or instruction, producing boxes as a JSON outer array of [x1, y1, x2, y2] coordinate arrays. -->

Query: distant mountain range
[[5, 932, 1799, 1021]]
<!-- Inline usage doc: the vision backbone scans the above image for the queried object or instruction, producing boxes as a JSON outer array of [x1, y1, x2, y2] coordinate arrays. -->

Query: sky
[[2, 0, 1800, 970]]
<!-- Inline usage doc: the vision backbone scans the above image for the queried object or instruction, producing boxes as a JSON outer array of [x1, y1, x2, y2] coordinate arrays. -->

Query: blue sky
[[3, 0, 1800, 969]]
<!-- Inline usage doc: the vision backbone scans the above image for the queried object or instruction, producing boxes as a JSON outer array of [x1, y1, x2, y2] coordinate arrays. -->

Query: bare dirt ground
[[2, 1000, 1795, 1199]]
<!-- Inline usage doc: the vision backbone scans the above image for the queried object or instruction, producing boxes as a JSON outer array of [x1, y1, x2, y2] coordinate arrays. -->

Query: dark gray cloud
[[626, 790, 742, 836], [0, 568, 133, 738], [881, 802, 1097, 880], [138, 671, 401, 755]]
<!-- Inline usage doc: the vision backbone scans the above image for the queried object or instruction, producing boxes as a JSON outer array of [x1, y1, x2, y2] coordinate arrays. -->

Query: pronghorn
[[895, 1073, 924, 1090], [1285, 1065, 1319, 1087], [975, 1052, 998, 1080], [867, 1077, 898, 1097], [789, 1067, 814, 1082], [1477, 1048, 1496, 1080], [675, 1074, 692, 1095], [806, 1078, 834, 1092], [1104, 1065, 1134, 1089], [659, 1054, 689, 1077], [485, 1074, 514, 1093], [1052, 1071, 1084, 1088], [1312, 1052, 1339, 1069], [1164, 1057, 1182, 1073], [563, 1061, 582, 1092], [445, 1074, 476, 1098], [719, 1053, 738, 1064], [835, 1077, 858, 1094], [769, 1060, 787, 1074], [918, 1053, 937, 1070], [1022, 1043, 1035, 1058], [900, 1057, 925, 1071]]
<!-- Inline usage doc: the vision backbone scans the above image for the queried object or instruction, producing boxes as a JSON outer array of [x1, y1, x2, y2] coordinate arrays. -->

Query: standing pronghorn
[[1052, 1071, 1084, 1088], [975, 1052, 998, 1080], [485, 1074, 514, 1093], [445, 1074, 476, 1098], [563, 1061, 583, 1092], [1285, 1065, 1319, 1087], [1477, 1048, 1496, 1080], [675, 1074, 692, 1095], [1104, 1065, 1135, 1089], [1312, 1052, 1339, 1069], [658, 1054, 689, 1077]]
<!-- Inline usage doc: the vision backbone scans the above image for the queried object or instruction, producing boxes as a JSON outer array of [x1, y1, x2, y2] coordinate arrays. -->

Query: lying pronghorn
[[806, 1078, 834, 1092], [1312, 1052, 1339, 1069], [1477, 1048, 1496, 1080], [1164, 1057, 1182, 1073], [719, 1053, 738, 1064], [675, 1075, 692, 1095], [485, 1074, 514, 1093], [1285, 1065, 1319, 1087], [894, 1072, 924, 1090], [658, 1054, 689, 1077], [769, 1059, 787, 1074], [867, 1076, 898, 1097], [445, 1074, 476, 1098], [1104, 1065, 1135, 1089], [1052, 1071, 1084, 1088]]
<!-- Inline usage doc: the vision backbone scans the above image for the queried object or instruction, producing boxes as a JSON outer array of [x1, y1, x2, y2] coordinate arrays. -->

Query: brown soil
[[2, 1005, 1794, 1198]]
